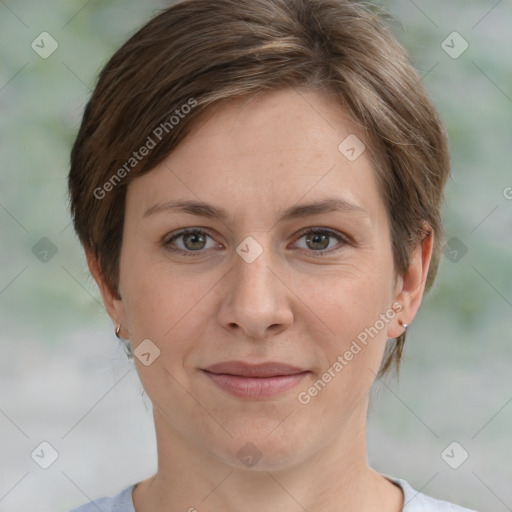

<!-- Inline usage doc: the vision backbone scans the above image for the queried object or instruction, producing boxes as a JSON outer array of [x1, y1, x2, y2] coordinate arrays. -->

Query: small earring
[[399, 320, 409, 333], [115, 324, 122, 339]]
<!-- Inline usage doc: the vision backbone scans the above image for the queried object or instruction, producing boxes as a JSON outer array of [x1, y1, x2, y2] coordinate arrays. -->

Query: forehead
[[126, 88, 385, 226]]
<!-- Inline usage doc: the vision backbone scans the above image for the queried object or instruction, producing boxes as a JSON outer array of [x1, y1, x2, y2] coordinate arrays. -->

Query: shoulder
[[387, 476, 479, 512], [68, 483, 137, 512]]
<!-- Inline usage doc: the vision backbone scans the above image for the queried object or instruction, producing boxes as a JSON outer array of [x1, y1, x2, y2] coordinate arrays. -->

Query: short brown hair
[[68, 0, 450, 376]]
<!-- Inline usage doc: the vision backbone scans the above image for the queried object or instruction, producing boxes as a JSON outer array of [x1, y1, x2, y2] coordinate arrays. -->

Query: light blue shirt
[[69, 476, 478, 511]]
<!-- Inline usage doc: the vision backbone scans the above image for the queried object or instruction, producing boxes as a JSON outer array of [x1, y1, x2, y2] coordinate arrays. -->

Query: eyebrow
[[143, 197, 369, 223]]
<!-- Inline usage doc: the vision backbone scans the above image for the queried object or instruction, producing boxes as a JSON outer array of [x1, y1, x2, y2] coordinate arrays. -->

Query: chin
[[204, 425, 309, 471]]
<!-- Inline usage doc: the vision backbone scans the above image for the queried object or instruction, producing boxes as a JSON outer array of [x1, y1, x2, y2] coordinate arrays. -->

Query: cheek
[[306, 256, 395, 389], [122, 272, 190, 340], [119, 250, 218, 355], [119, 233, 175, 325], [318, 261, 395, 336]]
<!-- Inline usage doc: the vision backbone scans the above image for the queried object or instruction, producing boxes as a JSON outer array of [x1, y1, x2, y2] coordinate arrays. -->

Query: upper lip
[[202, 361, 308, 377]]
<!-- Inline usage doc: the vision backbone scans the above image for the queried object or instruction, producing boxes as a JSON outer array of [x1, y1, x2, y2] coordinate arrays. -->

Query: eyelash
[[163, 227, 351, 257]]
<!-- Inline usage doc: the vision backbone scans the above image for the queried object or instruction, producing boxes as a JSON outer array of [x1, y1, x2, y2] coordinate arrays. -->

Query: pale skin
[[87, 87, 434, 512]]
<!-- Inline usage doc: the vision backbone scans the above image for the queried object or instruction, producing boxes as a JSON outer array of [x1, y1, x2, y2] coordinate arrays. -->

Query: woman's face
[[109, 88, 413, 469]]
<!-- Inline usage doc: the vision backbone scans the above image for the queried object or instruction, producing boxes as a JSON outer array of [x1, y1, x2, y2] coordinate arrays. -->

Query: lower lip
[[202, 370, 310, 399]]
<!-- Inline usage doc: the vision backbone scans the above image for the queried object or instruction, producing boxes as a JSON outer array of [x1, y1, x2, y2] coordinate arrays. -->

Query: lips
[[201, 361, 310, 399], [202, 360, 306, 377]]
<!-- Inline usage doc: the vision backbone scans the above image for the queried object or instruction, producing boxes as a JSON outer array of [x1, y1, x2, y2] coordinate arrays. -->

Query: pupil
[[185, 232, 205, 250], [308, 233, 329, 250]]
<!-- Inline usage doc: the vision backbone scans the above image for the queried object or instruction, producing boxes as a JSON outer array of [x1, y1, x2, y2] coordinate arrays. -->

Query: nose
[[216, 238, 293, 340]]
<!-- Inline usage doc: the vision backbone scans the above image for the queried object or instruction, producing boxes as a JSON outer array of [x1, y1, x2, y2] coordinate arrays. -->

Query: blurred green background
[[0, 0, 511, 511]]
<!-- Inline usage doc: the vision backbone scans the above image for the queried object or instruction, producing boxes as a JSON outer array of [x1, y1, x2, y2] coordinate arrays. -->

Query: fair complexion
[[88, 87, 433, 512]]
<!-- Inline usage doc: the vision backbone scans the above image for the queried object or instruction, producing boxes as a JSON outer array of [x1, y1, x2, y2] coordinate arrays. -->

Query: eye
[[292, 227, 349, 256], [163, 227, 350, 257], [164, 228, 219, 255]]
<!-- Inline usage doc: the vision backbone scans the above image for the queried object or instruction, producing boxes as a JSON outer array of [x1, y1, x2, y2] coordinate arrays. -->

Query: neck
[[132, 400, 403, 512]]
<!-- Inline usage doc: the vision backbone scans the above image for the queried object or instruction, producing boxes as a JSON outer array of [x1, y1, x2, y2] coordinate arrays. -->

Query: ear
[[86, 249, 128, 338], [387, 225, 434, 339]]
